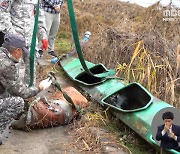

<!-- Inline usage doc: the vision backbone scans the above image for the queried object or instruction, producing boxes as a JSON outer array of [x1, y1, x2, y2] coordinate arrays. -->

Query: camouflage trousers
[[0, 96, 24, 134]]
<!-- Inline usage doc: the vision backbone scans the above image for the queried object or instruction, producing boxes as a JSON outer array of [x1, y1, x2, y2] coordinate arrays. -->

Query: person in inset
[[156, 111, 180, 152], [0, 34, 52, 145], [0, 0, 48, 85], [39, 0, 64, 57]]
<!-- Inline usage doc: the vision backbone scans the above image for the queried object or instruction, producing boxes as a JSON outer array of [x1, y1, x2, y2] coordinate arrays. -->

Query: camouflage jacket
[[0, 47, 40, 99], [0, 0, 47, 47]]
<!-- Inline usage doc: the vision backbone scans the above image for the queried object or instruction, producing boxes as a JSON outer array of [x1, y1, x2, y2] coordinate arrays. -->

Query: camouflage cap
[[3, 33, 29, 53]]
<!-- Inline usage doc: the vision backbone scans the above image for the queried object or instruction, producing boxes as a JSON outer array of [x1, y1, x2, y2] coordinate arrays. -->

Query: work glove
[[41, 39, 48, 50], [39, 78, 52, 90]]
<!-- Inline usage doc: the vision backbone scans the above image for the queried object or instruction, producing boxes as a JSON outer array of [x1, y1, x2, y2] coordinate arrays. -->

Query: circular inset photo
[[151, 107, 180, 152]]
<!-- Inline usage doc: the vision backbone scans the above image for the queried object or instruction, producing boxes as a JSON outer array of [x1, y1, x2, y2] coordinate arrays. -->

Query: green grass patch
[[54, 31, 72, 55], [54, 38, 71, 55]]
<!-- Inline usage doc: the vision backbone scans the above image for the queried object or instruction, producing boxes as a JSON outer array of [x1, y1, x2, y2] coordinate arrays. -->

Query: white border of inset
[[151, 107, 180, 147]]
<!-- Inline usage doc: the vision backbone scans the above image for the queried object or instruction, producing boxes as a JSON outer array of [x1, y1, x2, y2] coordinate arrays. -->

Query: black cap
[[3, 33, 28, 53]]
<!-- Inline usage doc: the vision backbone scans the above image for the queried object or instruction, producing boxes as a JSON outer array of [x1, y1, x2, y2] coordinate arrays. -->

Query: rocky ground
[[0, 125, 76, 154]]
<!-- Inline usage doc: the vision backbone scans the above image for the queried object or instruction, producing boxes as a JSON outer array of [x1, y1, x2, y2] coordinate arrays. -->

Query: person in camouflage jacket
[[0, 34, 52, 145], [0, 0, 48, 85]]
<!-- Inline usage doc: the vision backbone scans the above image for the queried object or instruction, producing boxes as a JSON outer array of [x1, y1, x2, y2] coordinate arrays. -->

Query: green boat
[[60, 57, 179, 154]]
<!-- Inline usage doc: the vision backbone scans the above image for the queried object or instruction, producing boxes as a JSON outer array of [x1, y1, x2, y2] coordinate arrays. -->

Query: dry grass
[[60, 0, 179, 107], [69, 113, 105, 153], [67, 108, 132, 153], [116, 39, 179, 107]]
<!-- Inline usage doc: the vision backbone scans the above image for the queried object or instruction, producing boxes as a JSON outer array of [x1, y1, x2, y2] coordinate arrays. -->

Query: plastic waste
[[50, 57, 59, 64], [68, 31, 91, 56]]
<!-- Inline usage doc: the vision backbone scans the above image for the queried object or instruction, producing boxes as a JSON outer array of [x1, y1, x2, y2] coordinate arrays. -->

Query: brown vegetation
[[60, 0, 180, 107]]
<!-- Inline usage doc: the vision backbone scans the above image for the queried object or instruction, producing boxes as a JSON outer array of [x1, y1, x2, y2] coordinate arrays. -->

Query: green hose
[[67, 0, 114, 78], [29, 0, 39, 87]]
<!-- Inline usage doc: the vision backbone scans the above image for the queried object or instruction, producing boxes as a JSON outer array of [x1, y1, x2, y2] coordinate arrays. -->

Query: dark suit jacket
[[156, 124, 180, 151]]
